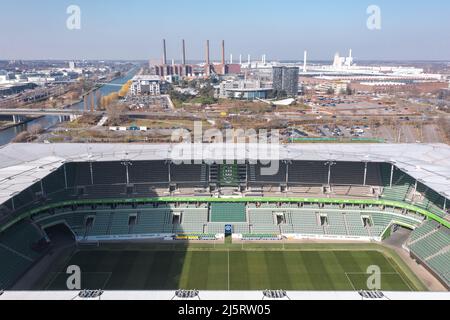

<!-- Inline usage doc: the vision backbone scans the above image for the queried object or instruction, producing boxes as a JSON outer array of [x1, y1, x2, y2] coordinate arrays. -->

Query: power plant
[[151, 39, 241, 79], [153, 39, 193, 78]]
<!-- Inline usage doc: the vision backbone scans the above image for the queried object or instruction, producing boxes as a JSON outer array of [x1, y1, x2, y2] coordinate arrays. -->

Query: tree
[[106, 103, 127, 126], [346, 85, 353, 96], [118, 80, 132, 98], [28, 124, 44, 136]]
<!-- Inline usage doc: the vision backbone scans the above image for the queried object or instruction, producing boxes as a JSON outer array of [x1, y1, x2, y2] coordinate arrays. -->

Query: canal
[[0, 68, 137, 146]]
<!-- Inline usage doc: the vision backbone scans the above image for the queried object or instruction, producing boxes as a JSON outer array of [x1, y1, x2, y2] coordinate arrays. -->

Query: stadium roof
[[0, 143, 449, 205]]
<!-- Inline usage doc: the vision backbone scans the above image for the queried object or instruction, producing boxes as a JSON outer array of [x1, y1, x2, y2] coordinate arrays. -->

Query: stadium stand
[[42, 168, 66, 195], [66, 162, 92, 187], [325, 212, 348, 236], [0, 154, 449, 290], [0, 220, 46, 289], [92, 162, 126, 185], [210, 203, 247, 222], [0, 220, 44, 260], [1, 142, 450, 293], [330, 162, 365, 185], [289, 211, 324, 235], [407, 221, 450, 287], [380, 164, 415, 202], [413, 185, 447, 218], [428, 252, 450, 285], [343, 212, 369, 237], [0, 247, 34, 289], [86, 212, 111, 237], [179, 208, 209, 224], [128, 161, 169, 184], [109, 212, 132, 235], [170, 164, 208, 187], [133, 209, 173, 234], [248, 162, 287, 185], [288, 161, 328, 185], [84, 185, 126, 199]]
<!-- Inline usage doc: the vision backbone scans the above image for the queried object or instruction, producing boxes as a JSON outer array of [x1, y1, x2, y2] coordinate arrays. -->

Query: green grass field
[[40, 244, 425, 291]]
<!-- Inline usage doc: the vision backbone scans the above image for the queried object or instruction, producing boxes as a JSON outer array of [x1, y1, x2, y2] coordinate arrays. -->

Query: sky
[[0, 0, 449, 61]]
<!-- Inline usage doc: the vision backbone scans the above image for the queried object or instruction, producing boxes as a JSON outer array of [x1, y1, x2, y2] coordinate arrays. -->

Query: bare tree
[[28, 124, 44, 136], [106, 103, 127, 126]]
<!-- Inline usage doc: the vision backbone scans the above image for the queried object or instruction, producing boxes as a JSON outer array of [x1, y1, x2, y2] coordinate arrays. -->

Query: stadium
[[0, 143, 449, 300]]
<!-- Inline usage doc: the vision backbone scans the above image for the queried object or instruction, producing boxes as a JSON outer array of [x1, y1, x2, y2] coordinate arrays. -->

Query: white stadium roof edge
[[0, 290, 449, 300], [0, 143, 449, 206]]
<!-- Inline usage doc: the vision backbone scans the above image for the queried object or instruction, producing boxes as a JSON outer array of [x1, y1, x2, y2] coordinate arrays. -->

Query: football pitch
[[41, 244, 425, 291]]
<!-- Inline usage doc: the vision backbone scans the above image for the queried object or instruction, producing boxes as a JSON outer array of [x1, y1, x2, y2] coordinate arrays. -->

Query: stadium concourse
[[0, 143, 449, 294]]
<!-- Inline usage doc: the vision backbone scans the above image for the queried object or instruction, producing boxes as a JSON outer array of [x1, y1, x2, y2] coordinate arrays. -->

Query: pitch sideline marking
[[344, 271, 409, 291], [385, 257, 415, 291], [344, 272, 357, 291]]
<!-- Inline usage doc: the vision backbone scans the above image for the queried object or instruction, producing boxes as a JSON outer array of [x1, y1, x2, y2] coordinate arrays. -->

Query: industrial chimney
[[205, 40, 210, 76], [206, 40, 210, 65], [162, 39, 167, 65], [182, 39, 186, 65], [221, 40, 225, 65]]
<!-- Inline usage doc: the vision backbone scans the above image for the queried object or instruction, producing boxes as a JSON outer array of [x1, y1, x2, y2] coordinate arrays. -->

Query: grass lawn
[[41, 243, 424, 291]]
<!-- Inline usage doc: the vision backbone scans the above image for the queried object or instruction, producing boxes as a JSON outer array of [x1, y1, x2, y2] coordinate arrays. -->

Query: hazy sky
[[1, 0, 449, 61]]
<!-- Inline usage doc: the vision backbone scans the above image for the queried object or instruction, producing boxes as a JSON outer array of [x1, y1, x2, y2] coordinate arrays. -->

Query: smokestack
[[162, 39, 167, 65], [221, 40, 225, 65], [230, 54, 233, 64], [205, 40, 210, 65], [182, 39, 186, 65], [303, 50, 307, 73], [205, 40, 210, 76], [248, 54, 251, 65], [239, 54, 242, 65]]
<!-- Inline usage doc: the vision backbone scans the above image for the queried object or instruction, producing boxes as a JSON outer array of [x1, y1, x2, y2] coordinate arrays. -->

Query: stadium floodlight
[[324, 161, 337, 186], [121, 161, 133, 184]]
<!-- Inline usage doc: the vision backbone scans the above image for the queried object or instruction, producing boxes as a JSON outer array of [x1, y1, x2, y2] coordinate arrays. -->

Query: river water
[[0, 68, 137, 146]]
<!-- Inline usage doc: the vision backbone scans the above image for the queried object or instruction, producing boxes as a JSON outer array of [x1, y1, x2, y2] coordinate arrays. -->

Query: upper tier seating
[[128, 161, 169, 184], [170, 164, 208, 187], [248, 162, 287, 185], [288, 161, 328, 185]]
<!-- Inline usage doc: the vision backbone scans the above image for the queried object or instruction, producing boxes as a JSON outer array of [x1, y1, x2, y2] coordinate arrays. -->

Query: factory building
[[272, 66, 299, 97], [151, 39, 239, 79], [216, 79, 272, 100], [151, 39, 194, 78], [129, 75, 162, 96]]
